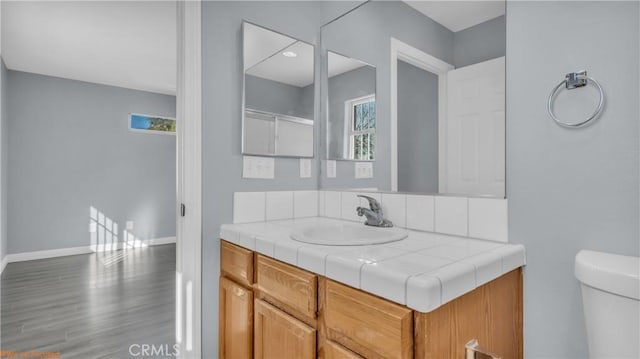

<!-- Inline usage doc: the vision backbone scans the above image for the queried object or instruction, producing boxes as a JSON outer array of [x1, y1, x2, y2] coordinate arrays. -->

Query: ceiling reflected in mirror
[[242, 22, 315, 158]]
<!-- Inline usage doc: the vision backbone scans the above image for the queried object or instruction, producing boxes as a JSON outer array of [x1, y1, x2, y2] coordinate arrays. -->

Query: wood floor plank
[[1, 244, 176, 357]]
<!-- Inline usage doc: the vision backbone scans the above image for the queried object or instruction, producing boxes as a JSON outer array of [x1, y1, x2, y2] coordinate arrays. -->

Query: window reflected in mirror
[[326, 51, 376, 161]]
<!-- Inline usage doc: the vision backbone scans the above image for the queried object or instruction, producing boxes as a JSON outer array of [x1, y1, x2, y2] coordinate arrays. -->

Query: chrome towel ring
[[547, 70, 604, 128]]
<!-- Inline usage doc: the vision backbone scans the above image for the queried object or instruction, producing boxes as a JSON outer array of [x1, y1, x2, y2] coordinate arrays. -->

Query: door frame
[[176, 1, 202, 358], [389, 38, 453, 192]]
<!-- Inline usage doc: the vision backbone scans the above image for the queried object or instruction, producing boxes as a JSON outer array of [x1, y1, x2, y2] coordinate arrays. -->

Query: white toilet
[[575, 250, 640, 359]]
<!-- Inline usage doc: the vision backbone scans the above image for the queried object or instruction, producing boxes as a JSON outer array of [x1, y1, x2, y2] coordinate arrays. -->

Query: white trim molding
[[1, 255, 8, 274], [176, 0, 202, 358], [389, 38, 454, 192], [1, 236, 177, 265]]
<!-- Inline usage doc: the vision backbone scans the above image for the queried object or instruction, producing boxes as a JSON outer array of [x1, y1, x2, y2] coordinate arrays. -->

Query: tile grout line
[[433, 196, 437, 234], [263, 192, 267, 222], [466, 197, 470, 237]]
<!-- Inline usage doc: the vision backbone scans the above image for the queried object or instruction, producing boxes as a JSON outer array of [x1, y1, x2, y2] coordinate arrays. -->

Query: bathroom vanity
[[226, 0, 516, 356], [218, 218, 524, 359]]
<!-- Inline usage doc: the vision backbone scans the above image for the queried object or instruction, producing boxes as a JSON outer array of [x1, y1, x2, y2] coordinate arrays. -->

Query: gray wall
[[7, 70, 176, 254], [506, 2, 639, 357], [327, 65, 376, 159], [454, 15, 505, 68], [1, 59, 6, 263], [201, 1, 364, 356], [397, 60, 438, 193], [245, 74, 313, 119]]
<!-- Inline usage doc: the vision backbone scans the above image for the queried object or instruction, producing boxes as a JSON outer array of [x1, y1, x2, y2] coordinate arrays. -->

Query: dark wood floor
[[1, 244, 176, 358]]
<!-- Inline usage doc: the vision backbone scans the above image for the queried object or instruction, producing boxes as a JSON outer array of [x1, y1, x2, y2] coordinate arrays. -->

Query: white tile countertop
[[219, 217, 525, 313]]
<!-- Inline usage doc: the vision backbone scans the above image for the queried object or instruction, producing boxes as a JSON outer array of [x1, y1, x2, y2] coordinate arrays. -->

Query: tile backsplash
[[232, 190, 509, 243], [434, 196, 468, 237]]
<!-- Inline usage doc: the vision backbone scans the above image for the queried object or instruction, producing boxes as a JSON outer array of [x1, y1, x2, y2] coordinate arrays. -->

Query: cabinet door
[[254, 299, 316, 359], [219, 277, 253, 359]]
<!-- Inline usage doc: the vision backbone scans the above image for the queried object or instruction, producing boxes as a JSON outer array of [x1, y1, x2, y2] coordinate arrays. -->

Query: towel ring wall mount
[[547, 70, 604, 128]]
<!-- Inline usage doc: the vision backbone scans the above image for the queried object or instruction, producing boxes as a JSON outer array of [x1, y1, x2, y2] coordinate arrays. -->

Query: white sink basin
[[290, 223, 408, 246]]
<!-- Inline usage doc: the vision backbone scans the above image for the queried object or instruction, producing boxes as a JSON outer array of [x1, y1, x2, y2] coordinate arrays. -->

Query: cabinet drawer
[[323, 340, 362, 359], [255, 255, 317, 322], [220, 240, 254, 287], [254, 299, 316, 359], [324, 280, 413, 359]]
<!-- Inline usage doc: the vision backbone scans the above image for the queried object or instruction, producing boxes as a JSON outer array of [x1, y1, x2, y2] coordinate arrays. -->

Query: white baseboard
[[4, 236, 176, 264], [146, 236, 177, 246], [6, 246, 92, 263]]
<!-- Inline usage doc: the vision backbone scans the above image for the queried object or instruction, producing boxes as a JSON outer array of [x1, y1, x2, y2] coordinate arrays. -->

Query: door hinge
[[181, 203, 186, 217]]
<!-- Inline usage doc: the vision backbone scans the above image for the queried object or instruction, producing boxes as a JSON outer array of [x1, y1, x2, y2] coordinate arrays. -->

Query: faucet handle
[[357, 195, 381, 211]]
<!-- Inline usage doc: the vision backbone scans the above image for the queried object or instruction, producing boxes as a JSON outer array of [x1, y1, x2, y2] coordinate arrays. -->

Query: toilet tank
[[575, 250, 640, 359]]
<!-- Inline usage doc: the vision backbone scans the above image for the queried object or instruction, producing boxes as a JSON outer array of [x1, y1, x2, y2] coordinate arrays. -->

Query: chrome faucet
[[356, 195, 393, 227]]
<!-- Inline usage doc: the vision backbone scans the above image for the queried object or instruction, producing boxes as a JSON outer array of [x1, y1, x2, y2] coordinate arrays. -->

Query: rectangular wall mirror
[[242, 22, 315, 157], [326, 52, 376, 161], [321, 1, 506, 197]]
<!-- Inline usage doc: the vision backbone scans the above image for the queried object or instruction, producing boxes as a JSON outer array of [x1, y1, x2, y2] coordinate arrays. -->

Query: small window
[[129, 113, 176, 134], [346, 95, 375, 160]]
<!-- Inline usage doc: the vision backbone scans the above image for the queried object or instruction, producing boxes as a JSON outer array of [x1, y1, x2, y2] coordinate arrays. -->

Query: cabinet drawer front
[[254, 299, 316, 359], [255, 255, 317, 320], [221, 240, 254, 287], [323, 340, 363, 359], [219, 277, 253, 359], [324, 280, 413, 359]]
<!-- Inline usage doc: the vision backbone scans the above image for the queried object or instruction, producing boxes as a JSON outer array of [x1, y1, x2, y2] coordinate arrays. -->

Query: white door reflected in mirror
[[445, 57, 505, 197]]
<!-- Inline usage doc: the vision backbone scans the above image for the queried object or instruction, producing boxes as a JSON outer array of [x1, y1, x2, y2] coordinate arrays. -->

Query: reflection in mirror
[[327, 52, 376, 161], [242, 22, 314, 157], [321, 1, 505, 197]]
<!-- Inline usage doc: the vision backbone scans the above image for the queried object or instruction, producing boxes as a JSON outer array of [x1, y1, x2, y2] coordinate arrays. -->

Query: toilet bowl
[[575, 250, 640, 359]]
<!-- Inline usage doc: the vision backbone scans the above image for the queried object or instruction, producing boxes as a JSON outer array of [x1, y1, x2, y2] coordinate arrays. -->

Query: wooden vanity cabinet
[[219, 240, 255, 359], [219, 240, 523, 359], [414, 268, 523, 359], [253, 254, 319, 358]]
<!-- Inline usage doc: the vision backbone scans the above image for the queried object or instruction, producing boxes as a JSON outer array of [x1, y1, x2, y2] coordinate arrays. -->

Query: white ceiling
[[404, 1, 505, 32], [328, 51, 369, 78], [243, 24, 370, 87], [244, 23, 314, 88], [2, 1, 176, 95], [244, 22, 297, 71]]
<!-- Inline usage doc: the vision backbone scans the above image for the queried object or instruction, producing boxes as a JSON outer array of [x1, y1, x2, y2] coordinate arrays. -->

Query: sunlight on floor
[[89, 206, 149, 267]]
